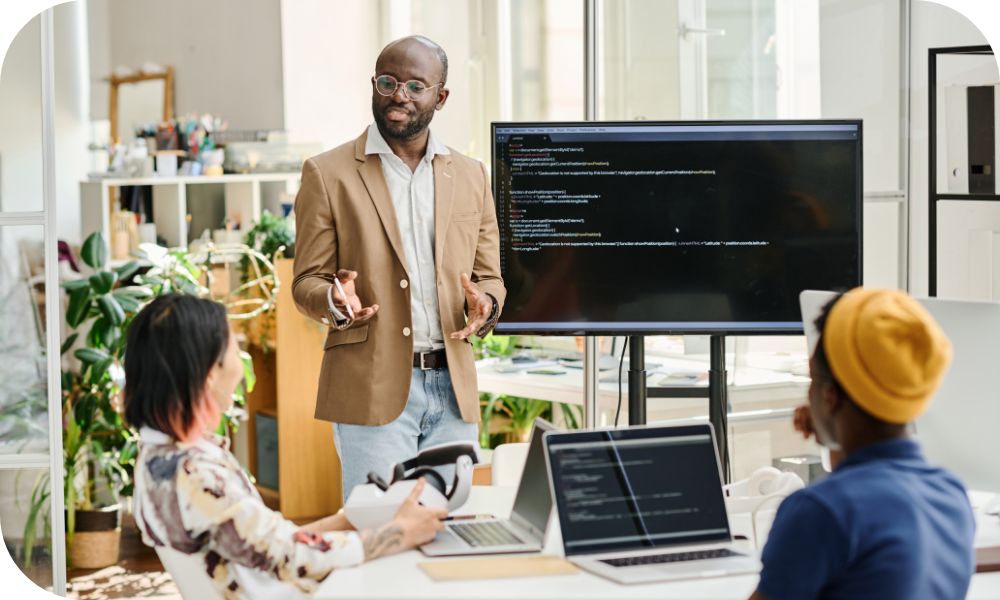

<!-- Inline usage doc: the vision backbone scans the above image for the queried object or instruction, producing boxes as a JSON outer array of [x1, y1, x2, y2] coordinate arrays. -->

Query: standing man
[[292, 36, 505, 499]]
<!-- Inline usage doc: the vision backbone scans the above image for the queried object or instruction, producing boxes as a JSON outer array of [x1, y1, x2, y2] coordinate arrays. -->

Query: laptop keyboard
[[449, 521, 525, 547], [601, 548, 742, 568]]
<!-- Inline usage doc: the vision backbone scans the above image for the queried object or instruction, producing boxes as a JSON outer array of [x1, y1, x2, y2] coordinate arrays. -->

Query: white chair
[[156, 546, 307, 600], [723, 467, 804, 549], [490, 442, 529, 487], [155, 547, 223, 600]]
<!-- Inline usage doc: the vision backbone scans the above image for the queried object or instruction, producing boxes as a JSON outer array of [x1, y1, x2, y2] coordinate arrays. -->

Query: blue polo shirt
[[756, 438, 975, 600]]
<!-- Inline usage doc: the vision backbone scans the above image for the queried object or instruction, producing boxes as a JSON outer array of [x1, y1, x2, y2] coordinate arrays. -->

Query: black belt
[[414, 349, 447, 370]]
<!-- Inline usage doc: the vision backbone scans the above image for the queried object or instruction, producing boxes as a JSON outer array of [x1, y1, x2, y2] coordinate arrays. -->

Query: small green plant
[[237, 211, 294, 352], [242, 210, 294, 269], [472, 333, 582, 448]]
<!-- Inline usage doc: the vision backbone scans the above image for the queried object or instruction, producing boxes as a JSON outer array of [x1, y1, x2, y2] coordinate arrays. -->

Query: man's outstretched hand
[[449, 273, 492, 340], [332, 269, 379, 323]]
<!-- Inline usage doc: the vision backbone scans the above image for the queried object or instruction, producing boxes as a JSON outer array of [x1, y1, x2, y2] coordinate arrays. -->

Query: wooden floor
[[67, 514, 179, 600]]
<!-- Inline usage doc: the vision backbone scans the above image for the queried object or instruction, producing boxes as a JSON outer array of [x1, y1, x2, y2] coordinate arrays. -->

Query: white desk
[[316, 486, 758, 599], [477, 358, 814, 481], [475, 357, 809, 424], [315, 486, 1000, 599]]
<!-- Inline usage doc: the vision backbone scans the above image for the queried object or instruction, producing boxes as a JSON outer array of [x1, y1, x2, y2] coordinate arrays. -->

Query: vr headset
[[343, 442, 479, 530]]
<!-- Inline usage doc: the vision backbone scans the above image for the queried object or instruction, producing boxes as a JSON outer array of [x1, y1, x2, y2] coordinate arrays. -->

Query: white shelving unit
[[79, 173, 301, 248]]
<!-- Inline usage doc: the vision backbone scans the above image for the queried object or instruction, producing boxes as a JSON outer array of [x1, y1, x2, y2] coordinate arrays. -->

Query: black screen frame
[[490, 119, 864, 335], [542, 423, 732, 557]]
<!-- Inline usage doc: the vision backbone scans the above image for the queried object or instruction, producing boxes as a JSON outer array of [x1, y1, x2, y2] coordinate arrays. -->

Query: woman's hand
[[361, 478, 447, 560], [393, 478, 448, 548]]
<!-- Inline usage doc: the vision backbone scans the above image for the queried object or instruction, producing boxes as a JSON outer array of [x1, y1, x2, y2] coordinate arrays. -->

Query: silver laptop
[[543, 424, 759, 584], [421, 417, 556, 556]]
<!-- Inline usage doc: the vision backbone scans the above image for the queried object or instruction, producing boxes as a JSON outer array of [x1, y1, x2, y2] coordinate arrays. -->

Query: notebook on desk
[[543, 424, 760, 585]]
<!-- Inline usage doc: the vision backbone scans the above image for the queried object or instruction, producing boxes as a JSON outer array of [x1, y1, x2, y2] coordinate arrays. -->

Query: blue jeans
[[333, 367, 478, 502]]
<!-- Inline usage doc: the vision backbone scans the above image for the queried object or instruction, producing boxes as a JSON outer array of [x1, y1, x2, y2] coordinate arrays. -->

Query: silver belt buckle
[[418, 351, 431, 371]]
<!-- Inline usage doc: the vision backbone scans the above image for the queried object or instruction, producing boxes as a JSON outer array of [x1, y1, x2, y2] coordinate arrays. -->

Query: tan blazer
[[292, 130, 506, 426]]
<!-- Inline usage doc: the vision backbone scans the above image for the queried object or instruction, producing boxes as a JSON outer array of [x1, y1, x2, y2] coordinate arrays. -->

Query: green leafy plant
[[237, 211, 294, 352], [54, 233, 152, 556], [21, 233, 255, 567], [472, 333, 582, 448], [242, 210, 294, 269]]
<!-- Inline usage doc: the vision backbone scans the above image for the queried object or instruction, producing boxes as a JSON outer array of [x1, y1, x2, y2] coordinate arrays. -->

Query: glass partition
[[0, 15, 44, 213], [0, 10, 62, 593], [0, 225, 49, 457]]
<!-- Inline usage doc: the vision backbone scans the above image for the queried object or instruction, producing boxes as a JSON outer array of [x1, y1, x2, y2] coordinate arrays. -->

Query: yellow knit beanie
[[823, 288, 952, 424]]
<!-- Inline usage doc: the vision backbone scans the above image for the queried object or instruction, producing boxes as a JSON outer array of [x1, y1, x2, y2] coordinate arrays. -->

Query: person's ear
[[436, 87, 450, 110], [204, 363, 221, 391], [822, 382, 844, 416]]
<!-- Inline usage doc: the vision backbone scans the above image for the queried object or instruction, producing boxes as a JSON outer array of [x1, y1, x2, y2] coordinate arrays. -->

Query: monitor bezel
[[541, 422, 734, 557]]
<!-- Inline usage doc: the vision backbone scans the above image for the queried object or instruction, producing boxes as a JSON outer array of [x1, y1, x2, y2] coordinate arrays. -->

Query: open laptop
[[543, 424, 759, 584], [421, 417, 556, 556]]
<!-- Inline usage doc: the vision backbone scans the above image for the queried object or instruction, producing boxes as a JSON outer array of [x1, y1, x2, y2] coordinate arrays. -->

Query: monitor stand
[[627, 334, 730, 482]]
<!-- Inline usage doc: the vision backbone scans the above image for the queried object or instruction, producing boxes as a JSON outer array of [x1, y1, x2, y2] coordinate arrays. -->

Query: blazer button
[[400, 279, 408, 289], [403, 327, 411, 337]]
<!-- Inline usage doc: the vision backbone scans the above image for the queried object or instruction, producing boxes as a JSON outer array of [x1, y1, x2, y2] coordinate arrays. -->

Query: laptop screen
[[509, 418, 556, 536], [545, 424, 732, 556]]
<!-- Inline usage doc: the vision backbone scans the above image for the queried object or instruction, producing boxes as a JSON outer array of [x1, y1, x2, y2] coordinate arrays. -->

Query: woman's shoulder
[[140, 434, 239, 489]]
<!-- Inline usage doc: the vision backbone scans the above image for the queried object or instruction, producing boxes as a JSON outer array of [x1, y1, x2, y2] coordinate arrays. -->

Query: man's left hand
[[449, 273, 493, 340]]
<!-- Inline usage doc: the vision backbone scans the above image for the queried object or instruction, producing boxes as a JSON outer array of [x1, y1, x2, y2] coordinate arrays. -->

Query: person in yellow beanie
[[750, 288, 975, 600]]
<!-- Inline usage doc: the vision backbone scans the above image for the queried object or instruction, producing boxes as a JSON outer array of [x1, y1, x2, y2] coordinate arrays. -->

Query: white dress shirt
[[365, 122, 450, 352]]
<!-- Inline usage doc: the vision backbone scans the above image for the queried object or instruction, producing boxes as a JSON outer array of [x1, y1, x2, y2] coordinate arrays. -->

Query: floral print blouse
[[133, 427, 363, 599]]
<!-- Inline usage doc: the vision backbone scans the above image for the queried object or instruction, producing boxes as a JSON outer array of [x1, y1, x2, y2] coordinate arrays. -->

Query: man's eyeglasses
[[373, 74, 443, 100]]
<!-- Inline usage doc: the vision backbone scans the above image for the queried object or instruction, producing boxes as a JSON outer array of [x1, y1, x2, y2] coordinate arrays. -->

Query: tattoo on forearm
[[362, 523, 404, 560]]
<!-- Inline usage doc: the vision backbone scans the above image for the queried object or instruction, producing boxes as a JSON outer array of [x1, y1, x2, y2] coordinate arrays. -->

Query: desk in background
[[476, 356, 809, 423], [476, 357, 813, 481]]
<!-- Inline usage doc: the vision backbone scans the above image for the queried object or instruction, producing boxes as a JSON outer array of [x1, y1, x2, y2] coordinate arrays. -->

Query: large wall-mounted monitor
[[491, 120, 862, 335]]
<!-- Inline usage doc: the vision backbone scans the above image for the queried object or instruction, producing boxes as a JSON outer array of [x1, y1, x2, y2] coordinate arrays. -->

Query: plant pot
[[67, 504, 121, 569]]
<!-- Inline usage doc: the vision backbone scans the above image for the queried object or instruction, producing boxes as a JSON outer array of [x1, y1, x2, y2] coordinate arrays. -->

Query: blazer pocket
[[324, 324, 369, 350], [452, 210, 481, 222]]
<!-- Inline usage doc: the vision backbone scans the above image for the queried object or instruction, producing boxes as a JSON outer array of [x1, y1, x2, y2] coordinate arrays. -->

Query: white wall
[[280, 0, 381, 152], [819, 0, 905, 289], [53, 0, 91, 245], [280, 0, 498, 158], [0, 16, 43, 215], [88, 0, 285, 131], [820, 0, 903, 194], [599, 0, 680, 120], [908, 0, 993, 296]]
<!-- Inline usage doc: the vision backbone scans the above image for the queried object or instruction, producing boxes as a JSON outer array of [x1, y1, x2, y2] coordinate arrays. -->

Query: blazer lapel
[[433, 153, 455, 272], [355, 135, 408, 274]]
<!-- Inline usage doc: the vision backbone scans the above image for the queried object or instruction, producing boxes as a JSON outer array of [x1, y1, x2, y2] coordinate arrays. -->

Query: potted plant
[[237, 210, 294, 353], [51, 232, 150, 568], [22, 233, 256, 569], [472, 333, 582, 448]]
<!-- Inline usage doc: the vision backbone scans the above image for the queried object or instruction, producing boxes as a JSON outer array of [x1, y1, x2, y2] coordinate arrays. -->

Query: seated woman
[[125, 294, 445, 599]]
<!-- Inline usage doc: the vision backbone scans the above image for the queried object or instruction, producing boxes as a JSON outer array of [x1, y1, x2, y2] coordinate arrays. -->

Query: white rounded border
[[0, 0, 997, 596]]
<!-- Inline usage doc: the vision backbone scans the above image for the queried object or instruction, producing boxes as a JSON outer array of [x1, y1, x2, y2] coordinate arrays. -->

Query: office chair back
[[156, 545, 312, 600], [490, 442, 529, 487], [155, 546, 222, 599]]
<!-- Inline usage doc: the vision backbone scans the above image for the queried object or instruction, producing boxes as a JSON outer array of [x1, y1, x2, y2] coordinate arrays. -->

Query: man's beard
[[372, 99, 435, 141]]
